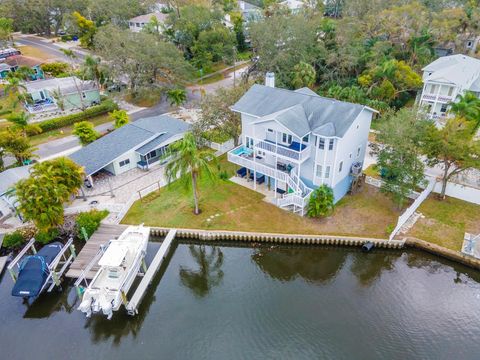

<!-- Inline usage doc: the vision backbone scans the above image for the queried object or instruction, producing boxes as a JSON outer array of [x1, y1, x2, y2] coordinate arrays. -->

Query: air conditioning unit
[[351, 162, 362, 175]]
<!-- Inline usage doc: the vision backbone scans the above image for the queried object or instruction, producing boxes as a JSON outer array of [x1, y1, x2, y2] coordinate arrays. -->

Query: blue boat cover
[[11, 242, 63, 298]]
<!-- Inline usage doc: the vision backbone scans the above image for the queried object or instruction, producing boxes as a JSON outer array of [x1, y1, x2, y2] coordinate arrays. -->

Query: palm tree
[[166, 88, 187, 107], [6, 111, 40, 137], [164, 132, 216, 215], [450, 92, 480, 133], [82, 55, 106, 88], [179, 245, 224, 298]]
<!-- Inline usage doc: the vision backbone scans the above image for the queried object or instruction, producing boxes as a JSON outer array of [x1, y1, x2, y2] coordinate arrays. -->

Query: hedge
[[37, 99, 118, 133], [76, 209, 109, 240], [3, 231, 26, 248]]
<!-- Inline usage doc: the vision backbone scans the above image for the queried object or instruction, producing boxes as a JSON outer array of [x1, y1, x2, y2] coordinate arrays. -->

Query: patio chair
[[236, 167, 247, 178], [256, 175, 265, 184], [276, 188, 286, 195]]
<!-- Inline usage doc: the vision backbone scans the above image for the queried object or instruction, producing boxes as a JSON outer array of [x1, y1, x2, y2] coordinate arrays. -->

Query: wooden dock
[[66, 224, 128, 279], [126, 229, 177, 315]]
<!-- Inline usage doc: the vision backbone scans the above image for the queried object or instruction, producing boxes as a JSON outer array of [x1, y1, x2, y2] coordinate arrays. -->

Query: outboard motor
[[362, 241, 374, 252]]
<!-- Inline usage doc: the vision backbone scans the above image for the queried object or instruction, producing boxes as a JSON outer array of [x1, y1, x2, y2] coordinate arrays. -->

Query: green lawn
[[407, 196, 480, 251], [122, 155, 401, 238], [29, 114, 112, 146]]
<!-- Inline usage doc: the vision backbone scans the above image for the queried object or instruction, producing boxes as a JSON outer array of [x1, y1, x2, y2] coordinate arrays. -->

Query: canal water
[[1, 242, 480, 360]]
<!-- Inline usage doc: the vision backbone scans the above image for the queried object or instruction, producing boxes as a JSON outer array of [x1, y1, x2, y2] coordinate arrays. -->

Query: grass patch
[[29, 114, 111, 146], [17, 45, 54, 61], [197, 73, 224, 85], [125, 88, 163, 107], [407, 195, 480, 251], [122, 155, 400, 238]]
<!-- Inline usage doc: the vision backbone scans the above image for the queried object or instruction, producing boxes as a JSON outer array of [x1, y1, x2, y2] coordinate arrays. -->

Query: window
[[357, 146, 361, 157], [318, 137, 325, 150], [282, 133, 292, 144], [147, 150, 157, 159], [325, 166, 330, 179], [119, 159, 130, 167], [467, 41, 473, 48], [448, 87, 453, 96], [316, 165, 322, 178], [328, 139, 334, 150], [302, 134, 309, 143], [81, 92, 86, 99], [267, 128, 273, 132], [440, 103, 448, 113], [339, 161, 343, 173], [349, 153, 352, 159], [430, 84, 438, 94]]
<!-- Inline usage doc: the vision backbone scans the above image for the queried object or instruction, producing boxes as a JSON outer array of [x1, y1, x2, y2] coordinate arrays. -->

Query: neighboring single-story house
[[0, 55, 44, 80], [24, 76, 100, 113], [0, 165, 31, 220], [128, 12, 168, 33], [70, 115, 191, 184]]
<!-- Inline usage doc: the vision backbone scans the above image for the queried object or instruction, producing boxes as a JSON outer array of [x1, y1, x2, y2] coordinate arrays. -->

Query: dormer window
[[302, 134, 309, 143]]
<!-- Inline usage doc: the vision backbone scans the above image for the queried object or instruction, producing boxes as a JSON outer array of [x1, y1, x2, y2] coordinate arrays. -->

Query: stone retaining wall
[[150, 227, 405, 249]]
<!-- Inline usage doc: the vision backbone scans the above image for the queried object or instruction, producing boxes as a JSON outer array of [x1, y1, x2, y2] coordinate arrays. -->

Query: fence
[[433, 180, 480, 205], [389, 178, 436, 241], [208, 139, 235, 155]]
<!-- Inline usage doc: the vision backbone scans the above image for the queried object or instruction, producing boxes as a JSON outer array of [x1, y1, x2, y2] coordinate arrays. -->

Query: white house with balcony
[[228, 75, 376, 215], [418, 54, 480, 120]]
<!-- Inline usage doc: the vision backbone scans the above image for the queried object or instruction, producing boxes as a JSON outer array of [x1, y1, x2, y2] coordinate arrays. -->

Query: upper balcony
[[421, 93, 454, 103], [255, 139, 310, 162]]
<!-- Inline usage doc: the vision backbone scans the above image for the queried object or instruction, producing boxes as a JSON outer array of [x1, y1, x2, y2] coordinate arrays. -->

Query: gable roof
[[4, 55, 43, 68], [0, 166, 31, 196], [70, 115, 190, 176], [232, 84, 372, 138], [422, 54, 480, 86], [129, 12, 168, 24]]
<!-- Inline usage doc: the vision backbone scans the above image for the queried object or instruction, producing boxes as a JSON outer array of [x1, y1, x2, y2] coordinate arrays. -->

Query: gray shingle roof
[[0, 166, 31, 196], [70, 115, 190, 176], [422, 54, 480, 86], [232, 84, 371, 138]]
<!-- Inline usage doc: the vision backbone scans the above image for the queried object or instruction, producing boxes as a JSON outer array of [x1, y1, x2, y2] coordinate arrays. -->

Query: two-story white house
[[227, 74, 377, 215], [418, 54, 480, 120]]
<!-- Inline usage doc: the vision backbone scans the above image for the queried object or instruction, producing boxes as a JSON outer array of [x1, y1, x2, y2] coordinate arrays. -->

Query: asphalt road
[[14, 35, 86, 63]]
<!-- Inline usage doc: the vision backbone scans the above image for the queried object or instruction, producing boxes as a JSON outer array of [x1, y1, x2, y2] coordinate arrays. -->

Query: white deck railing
[[255, 140, 309, 162]]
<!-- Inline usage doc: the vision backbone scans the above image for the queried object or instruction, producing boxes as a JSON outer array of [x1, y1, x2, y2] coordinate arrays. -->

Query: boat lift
[[73, 229, 177, 316], [8, 238, 76, 295]]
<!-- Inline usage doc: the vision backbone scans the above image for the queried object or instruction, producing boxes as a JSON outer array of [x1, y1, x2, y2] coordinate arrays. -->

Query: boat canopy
[[98, 243, 128, 267]]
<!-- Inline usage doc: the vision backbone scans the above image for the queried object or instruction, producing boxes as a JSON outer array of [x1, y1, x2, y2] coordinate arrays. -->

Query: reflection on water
[[1, 242, 480, 360], [179, 245, 224, 298]]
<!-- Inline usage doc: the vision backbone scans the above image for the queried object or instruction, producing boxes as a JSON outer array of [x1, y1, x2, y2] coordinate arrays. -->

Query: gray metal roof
[[422, 55, 480, 86], [70, 115, 190, 176], [232, 84, 370, 138], [129, 12, 168, 24], [469, 76, 480, 92], [0, 166, 31, 196], [25, 76, 97, 96]]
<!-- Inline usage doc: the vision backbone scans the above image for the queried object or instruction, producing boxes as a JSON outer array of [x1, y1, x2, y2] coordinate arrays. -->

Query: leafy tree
[[291, 62, 316, 89], [192, 25, 237, 68], [166, 88, 187, 107], [375, 108, 430, 208], [200, 82, 249, 146], [15, 157, 84, 232], [164, 132, 216, 215], [72, 11, 97, 48], [142, 15, 162, 35], [450, 92, 480, 133], [94, 25, 193, 99], [358, 59, 422, 106], [231, 11, 246, 52], [0, 17, 13, 47], [73, 121, 100, 145], [249, 13, 324, 88], [81, 55, 107, 88], [307, 185, 334, 218], [110, 109, 130, 129], [0, 129, 37, 165], [423, 117, 480, 199]]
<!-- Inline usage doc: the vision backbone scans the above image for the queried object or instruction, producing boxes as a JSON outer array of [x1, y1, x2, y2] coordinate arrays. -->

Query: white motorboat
[[78, 225, 150, 319]]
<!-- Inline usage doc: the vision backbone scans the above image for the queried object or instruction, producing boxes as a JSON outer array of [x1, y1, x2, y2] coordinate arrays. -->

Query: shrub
[[36, 229, 59, 244], [37, 100, 118, 133], [307, 185, 335, 218], [76, 210, 109, 240], [219, 170, 229, 180], [3, 231, 26, 248], [73, 121, 100, 145], [40, 62, 70, 77]]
